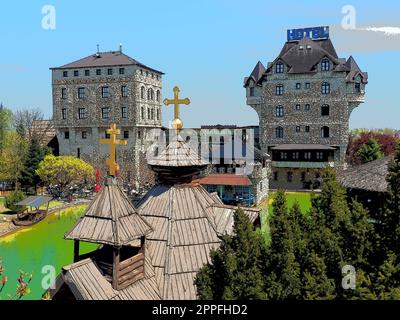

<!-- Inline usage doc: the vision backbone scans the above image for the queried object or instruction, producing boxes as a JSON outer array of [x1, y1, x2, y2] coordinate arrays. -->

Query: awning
[[198, 174, 252, 186], [270, 144, 336, 151], [16, 196, 52, 208]]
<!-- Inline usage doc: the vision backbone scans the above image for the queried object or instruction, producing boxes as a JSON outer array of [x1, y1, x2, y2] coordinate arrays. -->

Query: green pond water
[[0, 205, 97, 300]]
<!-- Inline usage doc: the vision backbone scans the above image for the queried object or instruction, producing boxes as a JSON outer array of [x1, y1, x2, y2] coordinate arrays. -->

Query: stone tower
[[51, 48, 163, 189], [244, 27, 368, 189]]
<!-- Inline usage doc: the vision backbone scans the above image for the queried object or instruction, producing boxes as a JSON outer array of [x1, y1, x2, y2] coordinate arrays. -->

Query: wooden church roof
[[65, 178, 153, 246], [148, 134, 209, 167], [137, 182, 260, 299]]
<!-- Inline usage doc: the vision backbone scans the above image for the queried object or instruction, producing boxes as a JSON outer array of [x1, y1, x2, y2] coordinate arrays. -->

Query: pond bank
[[0, 199, 91, 238]]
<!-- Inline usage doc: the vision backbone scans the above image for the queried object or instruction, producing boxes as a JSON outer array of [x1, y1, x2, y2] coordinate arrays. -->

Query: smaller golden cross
[[163, 86, 190, 130], [100, 123, 128, 176]]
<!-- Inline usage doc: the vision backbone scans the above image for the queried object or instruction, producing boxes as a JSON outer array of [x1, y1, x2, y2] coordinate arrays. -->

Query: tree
[[0, 104, 12, 153], [377, 144, 400, 257], [18, 137, 49, 193], [195, 209, 267, 300], [36, 155, 95, 196], [265, 190, 301, 299], [357, 138, 383, 164], [5, 190, 26, 213], [12, 108, 52, 144]]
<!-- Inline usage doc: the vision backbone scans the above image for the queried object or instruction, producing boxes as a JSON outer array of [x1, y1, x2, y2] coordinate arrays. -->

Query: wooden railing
[[117, 252, 145, 289]]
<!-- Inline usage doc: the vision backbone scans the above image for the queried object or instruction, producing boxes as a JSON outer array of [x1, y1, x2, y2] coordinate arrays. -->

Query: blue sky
[[0, 0, 399, 129]]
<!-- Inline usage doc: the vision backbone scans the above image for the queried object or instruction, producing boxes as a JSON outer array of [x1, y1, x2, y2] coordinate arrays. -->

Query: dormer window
[[321, 59, 331, 71], [276, 62, 284, 73]]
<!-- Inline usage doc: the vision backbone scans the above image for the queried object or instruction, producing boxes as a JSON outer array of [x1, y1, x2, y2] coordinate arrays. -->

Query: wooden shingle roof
[[57, 255, 161, 300], [65, 178, 153, 246], [148, 135, 209, 167], [137, 183, 260, 299], [337, 156, 392, 193]]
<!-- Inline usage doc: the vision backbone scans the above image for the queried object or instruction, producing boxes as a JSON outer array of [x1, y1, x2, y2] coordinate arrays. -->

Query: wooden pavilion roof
[[65, 178, 153, 246]]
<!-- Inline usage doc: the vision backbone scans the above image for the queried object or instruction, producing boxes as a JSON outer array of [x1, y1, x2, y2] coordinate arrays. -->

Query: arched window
[[141, 107, 144, 120], [141, 86, 145, 99], [156, 90, 161, 102], [321, 58, 330, 71], [321, 104, 330, 116], [275, 105, 284, 117], [276, 84, 284, 95], [321, 82, 330, 94], [321, 126, 330, 138], [156, 108, 160, 120], [147, 89, 151, 100], [275, 127, 284, 139], [276, 62, 284, 73]]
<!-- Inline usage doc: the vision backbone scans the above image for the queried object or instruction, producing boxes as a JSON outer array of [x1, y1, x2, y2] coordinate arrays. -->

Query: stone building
[[51, 47, 163, 189], [244, 27, 368, 189]]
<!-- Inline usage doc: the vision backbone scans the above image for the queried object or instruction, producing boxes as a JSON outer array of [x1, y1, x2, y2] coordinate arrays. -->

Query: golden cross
[[100, 123, 128, 176], [163, 86, 190, 130]]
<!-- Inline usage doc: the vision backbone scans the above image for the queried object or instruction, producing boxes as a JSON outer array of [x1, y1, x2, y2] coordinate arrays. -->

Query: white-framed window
[[78, 108, 86, 119], [121, 106, 127, 119], [321, 58, 331, 71], [321, 82, 330, 94], [276, 126, 284, 139], [101, 107, 110, 119], [61, 108, 67, 120], [316, 152, 324, 160], [102, 86, 109, 98], [121, 86, 128, 97], [276, 84, 284, 95], [304, 152, 311, 160], [276, 62, 284, 73], [305, 82, 311, 89], [78, 87, 85, 99], [275, 105, 284, 117]]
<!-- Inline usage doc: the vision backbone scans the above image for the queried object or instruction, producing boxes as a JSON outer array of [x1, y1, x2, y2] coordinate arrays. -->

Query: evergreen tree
[[18, 138, 49, 193], [378, 144, 400, 255], [265, 190, 301, 299], [357, 138, 383, 164], [195, 209, 267, 300], [302, 252, 336, 300]]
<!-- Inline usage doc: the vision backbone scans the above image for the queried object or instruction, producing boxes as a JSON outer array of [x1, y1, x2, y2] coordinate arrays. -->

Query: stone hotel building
[[51, 48, 163, 188], [244, 28, 368, 189]]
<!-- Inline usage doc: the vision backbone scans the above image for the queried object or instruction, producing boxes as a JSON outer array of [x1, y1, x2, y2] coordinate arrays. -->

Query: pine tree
[[302, 253, 336, 300], [265, 190, 301, 299], [357, 138, 383, 164], [19, 138, 49, 193], [195, 209, 267, 300], [378, 144, 400, 255]]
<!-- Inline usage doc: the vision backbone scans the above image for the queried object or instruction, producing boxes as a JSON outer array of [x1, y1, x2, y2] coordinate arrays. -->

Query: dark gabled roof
[[251, 36, 367, 84], [337, 156, 392, 193], [345, 56, 368, 83], [51, 51, 164, 74], [65, 178, 153, 246], [270, 37, 340, 75], [244, 61, 266, 86]]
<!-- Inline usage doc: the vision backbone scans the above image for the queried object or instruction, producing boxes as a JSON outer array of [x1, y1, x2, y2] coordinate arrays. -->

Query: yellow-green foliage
[[36, 155, 95, 189]]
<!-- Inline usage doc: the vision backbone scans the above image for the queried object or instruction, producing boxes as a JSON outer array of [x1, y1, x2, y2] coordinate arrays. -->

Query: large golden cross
[[163, 86, 190, 130], [100, 123, 127, 176]]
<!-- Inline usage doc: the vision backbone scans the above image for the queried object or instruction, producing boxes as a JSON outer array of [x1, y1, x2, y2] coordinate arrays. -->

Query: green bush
[[5, 190, 26, 213]]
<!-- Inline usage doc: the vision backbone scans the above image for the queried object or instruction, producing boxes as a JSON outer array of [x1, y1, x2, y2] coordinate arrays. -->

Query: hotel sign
[[287, 26, 329, 42]]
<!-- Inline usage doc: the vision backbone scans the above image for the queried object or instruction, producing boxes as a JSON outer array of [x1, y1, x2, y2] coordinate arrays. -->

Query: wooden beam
[[73, 240, 80, 262], [112, 247, 120, 290]]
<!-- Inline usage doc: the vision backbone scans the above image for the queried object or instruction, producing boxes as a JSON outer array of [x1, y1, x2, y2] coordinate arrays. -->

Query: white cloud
[[361, 26, 400, 36]]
